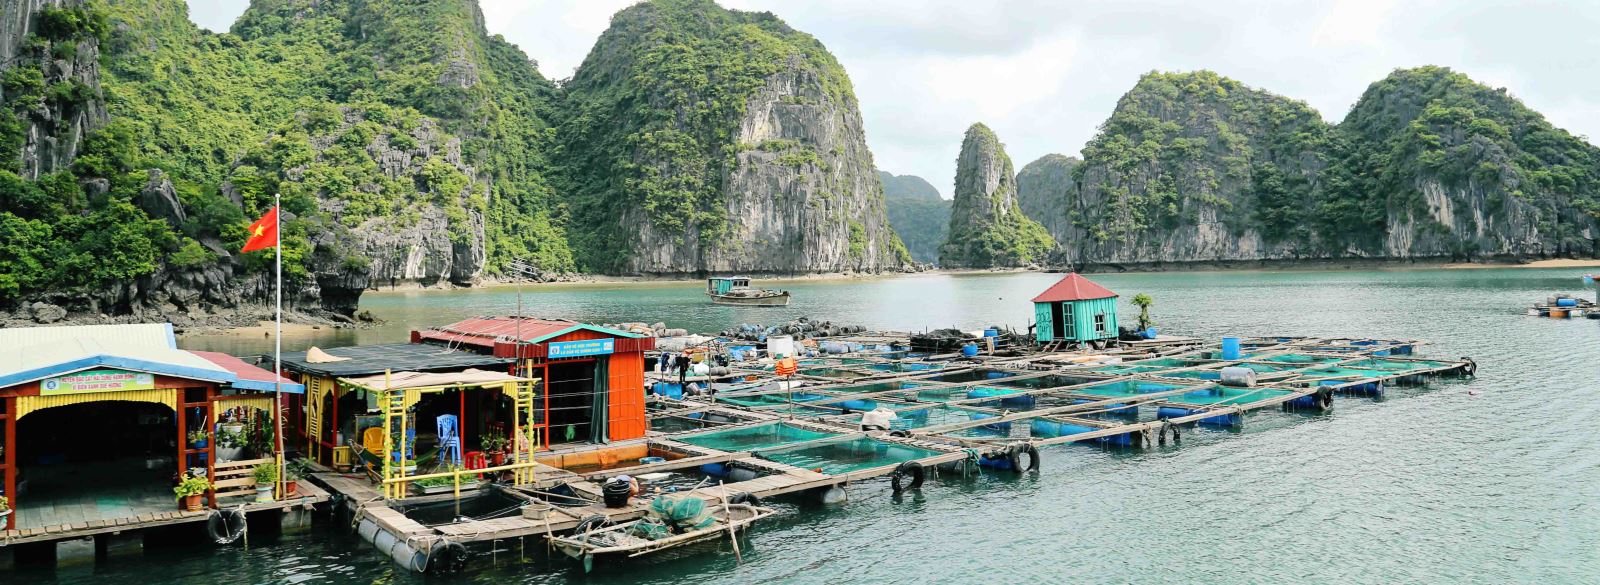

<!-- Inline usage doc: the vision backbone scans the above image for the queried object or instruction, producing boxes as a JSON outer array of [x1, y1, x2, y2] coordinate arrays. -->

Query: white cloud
[[184, 0, 1600, 199]]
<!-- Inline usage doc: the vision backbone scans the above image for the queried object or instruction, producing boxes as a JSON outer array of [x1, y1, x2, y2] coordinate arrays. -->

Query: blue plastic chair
[[436, 415, 463, 467]]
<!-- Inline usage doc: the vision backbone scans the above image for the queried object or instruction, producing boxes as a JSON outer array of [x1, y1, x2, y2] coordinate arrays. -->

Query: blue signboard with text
[[547, 338, 615, 359]]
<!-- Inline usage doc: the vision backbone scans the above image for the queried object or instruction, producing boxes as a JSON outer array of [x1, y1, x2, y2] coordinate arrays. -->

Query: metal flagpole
[[273, 193, 285, 499]]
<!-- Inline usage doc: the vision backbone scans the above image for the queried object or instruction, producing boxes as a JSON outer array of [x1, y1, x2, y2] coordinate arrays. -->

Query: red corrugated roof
[[188, 350, 305, 393], [1031, 273, 1117, 303], [414, 316, 641, 349]]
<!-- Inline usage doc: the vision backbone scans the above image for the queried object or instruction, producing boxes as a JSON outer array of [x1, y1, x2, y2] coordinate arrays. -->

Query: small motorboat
[[707, 276, 790, 306], [550, 497, 773, 570]]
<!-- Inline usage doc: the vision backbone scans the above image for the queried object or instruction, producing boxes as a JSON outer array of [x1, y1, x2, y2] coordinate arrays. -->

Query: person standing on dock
[[677, 353, 691, 388]]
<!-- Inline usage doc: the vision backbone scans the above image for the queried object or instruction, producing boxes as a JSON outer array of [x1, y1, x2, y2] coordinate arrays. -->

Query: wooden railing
[[213, 457, 273, 500]]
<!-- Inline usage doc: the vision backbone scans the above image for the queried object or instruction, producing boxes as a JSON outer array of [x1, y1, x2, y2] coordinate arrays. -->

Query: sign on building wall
[[547, 339, 615, 359], [41, 369, 157, 395]]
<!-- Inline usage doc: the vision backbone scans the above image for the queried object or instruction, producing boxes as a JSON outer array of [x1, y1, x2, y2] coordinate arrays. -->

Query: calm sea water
[[28, 268, 1600, 583]]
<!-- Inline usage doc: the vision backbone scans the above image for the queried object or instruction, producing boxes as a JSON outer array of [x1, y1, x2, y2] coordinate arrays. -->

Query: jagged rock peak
[[561, 0, 907, 275], [940, 123, 1053, 268]]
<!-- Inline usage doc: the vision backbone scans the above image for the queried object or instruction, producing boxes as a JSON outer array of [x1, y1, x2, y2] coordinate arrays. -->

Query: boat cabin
[[0, 324, 301, 532], [413, 317, 654, 447], [707, 277, 751, 295], [1032, 273, 1120, 344]]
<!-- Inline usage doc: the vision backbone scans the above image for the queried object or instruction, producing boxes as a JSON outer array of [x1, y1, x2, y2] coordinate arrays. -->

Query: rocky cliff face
[[1331, 66, 1599, 259], [1016, 154, 1079, 240], [1023, 68, 1599, 268], [1056, 71, 1329, 266], [1, 0, 108, 179], [561, 0, 907, 275], [939, 123, 1053, 268]]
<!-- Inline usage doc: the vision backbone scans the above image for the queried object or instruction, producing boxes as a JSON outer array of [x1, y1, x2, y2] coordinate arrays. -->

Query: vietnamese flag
[[241, 206, 279, 253]]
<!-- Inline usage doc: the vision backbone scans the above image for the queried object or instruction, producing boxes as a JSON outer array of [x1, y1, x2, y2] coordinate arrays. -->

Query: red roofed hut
[[413, 317, 654, 446], [1032, 273, 1120, 344]]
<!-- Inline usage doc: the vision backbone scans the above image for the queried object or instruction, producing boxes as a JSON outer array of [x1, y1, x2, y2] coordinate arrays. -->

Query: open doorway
[[546, 361, 597, 444], [14, 401, 176, 527]]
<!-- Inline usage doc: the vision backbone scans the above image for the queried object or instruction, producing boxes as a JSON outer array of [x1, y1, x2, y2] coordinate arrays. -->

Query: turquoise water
[[757, 438, 948, 475], [40, 267, 1593, 583], [674, 422, 840, 452]]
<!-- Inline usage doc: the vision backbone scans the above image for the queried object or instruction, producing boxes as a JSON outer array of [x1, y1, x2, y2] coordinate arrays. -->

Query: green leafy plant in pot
[[216, 426, 246, 461], [174, 475, 212, 511], [481, 430, 509, 466], [252, 463, 278, 503], [187, 429, 211, 449], [284, 458, 311, 497]]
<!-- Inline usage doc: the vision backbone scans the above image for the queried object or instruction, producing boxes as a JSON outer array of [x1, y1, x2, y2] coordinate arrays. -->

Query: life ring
[[889, 461, 925, 493], [1004, 443, 1040, 472], [424, 539, 468, 574], [207, 508, 248, 545]]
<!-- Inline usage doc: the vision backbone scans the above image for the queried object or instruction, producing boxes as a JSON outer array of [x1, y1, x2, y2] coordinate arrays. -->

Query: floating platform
[[311, 332, 1474, 573]]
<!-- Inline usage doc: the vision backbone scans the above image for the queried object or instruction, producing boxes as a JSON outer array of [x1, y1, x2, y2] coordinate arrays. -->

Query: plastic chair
[[436, 415, 463, 467], [362, 427, 386, 455]]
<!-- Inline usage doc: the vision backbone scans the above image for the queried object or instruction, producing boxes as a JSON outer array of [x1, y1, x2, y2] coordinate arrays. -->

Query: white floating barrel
[[1219, 366, 1257, 388]]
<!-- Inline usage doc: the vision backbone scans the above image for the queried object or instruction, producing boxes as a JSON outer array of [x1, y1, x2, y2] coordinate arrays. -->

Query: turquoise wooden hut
[[1032, 273, 1119, 344]]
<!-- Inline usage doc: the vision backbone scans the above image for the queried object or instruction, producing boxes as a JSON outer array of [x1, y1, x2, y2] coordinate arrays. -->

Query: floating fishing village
[[0, 273, 1484, 573]]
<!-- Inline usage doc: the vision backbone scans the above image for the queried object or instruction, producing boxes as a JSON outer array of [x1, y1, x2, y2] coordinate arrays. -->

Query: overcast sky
[[188, 0, 1599, 200]]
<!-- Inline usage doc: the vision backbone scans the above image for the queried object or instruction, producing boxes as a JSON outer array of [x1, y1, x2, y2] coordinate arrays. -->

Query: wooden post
[[4, 396, 15, 531]]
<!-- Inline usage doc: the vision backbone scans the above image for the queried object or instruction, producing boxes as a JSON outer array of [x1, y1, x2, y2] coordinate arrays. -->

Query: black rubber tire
[[727, 492, 760, 506], [888, 429, 912, 438], [1004, 444, 1041, 472], [425, 540, 468, 574], [574, 514, 610, 535], [889, 461, 925, 493], [207, 509, 247, 545]]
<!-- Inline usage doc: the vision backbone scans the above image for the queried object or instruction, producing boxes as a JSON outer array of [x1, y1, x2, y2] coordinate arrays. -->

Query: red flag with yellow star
[[241, 206, 279, 253]]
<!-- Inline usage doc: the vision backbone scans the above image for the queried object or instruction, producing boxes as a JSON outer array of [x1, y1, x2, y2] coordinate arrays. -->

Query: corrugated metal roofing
[[1032, 273, 1118, 303], [272, 343, 513, 378], [414, 316, 642, 349], [0, 323, 176, 350], [339, 369, 528, 391], [0, 324, 232, 389], [189, 350, 305, 394]]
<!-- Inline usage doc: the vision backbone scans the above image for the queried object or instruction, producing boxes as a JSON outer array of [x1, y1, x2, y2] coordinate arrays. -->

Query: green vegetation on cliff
[[941, 123, 1054, 268], [557, 0, 860, 272], [878, 170, 948, 263], [1076, 70, 1329, 247], [1324, 66, 1600, 255]]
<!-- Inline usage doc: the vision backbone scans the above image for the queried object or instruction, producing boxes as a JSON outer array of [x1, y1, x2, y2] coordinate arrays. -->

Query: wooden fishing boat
[[707, 276, 791, 306], [550, 502, 773, 567]]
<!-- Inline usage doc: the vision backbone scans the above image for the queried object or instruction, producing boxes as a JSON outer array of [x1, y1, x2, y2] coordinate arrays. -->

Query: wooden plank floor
[[13, 460, 176, 530]]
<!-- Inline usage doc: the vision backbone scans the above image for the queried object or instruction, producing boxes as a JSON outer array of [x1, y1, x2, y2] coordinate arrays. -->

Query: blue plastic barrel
[[961, 343, 979, 357], [1142, 327, 1158, 339], [1557, 298, 1578, 307], [1221, 337, 1242, 360], [984, 328, 999, 338]]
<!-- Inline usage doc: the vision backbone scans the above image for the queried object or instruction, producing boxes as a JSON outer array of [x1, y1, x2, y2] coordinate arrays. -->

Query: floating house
[[0, 324, 301, 532], [1032, 273, 1120, 345], [413, 317, 654, 446], [272, 343, 513, 467]]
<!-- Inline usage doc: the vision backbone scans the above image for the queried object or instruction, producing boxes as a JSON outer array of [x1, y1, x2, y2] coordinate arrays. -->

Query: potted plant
[[481, 431, 509, 466], [174, 475, 212, 512], [187, 429, 211, 449], [284, 458, 311, 497], [0, 494, 11, 520], [245, 418, 274, 459], [216, 426, 246, 461], [251, 463, 278, 503], [1132, 293, 1157, 338]]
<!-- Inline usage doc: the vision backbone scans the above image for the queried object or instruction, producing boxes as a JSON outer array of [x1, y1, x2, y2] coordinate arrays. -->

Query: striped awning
[[16, 388, 178, 420]]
